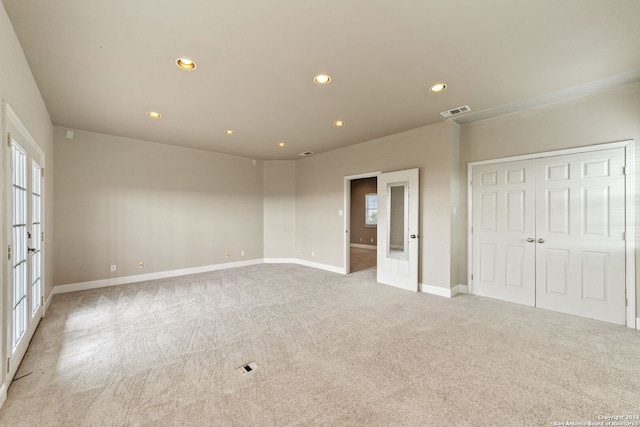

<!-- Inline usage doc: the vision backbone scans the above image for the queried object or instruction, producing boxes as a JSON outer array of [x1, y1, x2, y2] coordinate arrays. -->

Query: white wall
[[263, 161, 296, 258], [0, 0, 54, 401], [53, 127, 264, 286]]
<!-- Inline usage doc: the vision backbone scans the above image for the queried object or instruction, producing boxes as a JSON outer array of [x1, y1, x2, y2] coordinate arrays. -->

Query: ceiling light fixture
[[176, 58, 197, 70], [147, 111, 162, 118], [224, 130, 235, 135], [314, 74, 331, 85], [333, 120, 345, 127], [430, 83, 447, 92], [278, 142, 286, 147]]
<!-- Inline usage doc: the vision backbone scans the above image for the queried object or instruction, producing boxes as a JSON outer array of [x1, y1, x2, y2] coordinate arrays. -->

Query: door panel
[[472, 161, 536, 306], [535, 148, 626, 325], [377, 168, 419, 291]]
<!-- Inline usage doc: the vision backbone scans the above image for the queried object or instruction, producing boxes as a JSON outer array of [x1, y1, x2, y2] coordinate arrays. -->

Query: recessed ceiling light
[[430, 83, 447, 92], [176, 58, 197, 70], [224, 130, 235, 135], [314, 74, 331, 85], [333, 120, 345, 127], [147, 111, 162, 118], [278, 142, 286, 147]]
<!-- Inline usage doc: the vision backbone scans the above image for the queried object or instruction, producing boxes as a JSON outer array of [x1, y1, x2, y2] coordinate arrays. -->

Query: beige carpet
[[1, 264, 639, 426]]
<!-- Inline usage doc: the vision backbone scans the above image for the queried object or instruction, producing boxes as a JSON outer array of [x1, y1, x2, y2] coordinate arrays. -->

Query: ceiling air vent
[[298, 151, 315, 157], [440, 105, 471, 118]]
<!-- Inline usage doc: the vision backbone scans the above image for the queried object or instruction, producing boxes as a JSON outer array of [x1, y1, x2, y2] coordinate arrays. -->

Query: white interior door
[[377, 168, 419, 291], [535, 148, 626, 325], [472, 160, 536, 306], [6, 106, 45, 381]]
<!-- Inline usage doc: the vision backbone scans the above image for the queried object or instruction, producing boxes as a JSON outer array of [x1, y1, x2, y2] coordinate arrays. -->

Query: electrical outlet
[[138, 262, 144, 269], [225, 252, 230, 258], [359, 238, 363, 242], [311, 251, 315, 257], [110, 265, 116, 272], [241, 250, 245, 256], [371, 238, 374, 243]]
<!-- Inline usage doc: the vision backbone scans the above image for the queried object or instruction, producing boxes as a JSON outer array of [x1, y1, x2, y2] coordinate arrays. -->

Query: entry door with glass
[[377, 168, 419, 291], [6, 105, 45, 381]]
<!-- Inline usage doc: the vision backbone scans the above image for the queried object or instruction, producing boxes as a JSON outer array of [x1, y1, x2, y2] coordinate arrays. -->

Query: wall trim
[[43, 290, 55, 316], [453, 284, 468, 296], [350, 243, 377, 250], [420, 283, 453, 298], [636, 317, 640, 330], [0, 382, 6, 411], [54, 259, 264, 295], [54, 258, 346, 295]]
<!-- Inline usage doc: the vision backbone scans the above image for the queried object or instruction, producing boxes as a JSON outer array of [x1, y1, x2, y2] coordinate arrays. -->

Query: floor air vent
[[440, 105, 471, 118], [237, 362, 259, 373]]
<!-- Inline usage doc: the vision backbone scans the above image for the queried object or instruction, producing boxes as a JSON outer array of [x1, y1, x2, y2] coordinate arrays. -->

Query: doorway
[[349, 177, 378, 273]]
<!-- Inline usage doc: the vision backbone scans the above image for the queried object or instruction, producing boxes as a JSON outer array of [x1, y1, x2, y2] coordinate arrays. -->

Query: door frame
[[343, 171, 381, 274], [467, 140, 636, 328]]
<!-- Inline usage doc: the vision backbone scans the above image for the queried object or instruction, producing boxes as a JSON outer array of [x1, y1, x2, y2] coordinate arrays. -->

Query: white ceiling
[[4, 0, 640, 160]]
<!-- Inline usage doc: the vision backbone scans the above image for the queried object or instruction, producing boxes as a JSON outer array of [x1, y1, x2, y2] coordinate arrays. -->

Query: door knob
[[526, 238, 534, 243], [410, 234, 418, 239], [28, 247, 36, 253], [537, 238, 545, 244]]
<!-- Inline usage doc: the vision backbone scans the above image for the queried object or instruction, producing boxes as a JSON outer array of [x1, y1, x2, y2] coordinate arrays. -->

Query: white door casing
[[377, 168, 419, 291], [5, 104, 45, 381]]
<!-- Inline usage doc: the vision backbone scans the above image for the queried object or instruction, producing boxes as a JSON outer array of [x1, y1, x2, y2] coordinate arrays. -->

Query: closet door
[[471, 160, 536, 306], [535, 148, 626, 325]]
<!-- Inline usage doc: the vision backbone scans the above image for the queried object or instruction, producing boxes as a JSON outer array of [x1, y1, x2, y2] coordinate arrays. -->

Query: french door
[[6, 105, 45, 381], [377, 168, 419, 291], [471, 148, 627, 325]]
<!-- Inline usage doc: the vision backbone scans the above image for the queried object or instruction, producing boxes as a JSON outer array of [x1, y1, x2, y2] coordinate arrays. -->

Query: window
[[365, 193, 377, 227]]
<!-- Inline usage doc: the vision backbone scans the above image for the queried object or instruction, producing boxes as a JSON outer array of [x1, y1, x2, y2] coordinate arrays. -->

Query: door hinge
[[623, 232, 626, 241], [41, 296, 45, 306], [7, 132, 11, 147], [42, 232, 45, 242], [6, 358, 10, 373], [471, 274, 474, 280], [622, 166, 626, 175], [41, 167, 44, 178], [7, 245, 11, 261]]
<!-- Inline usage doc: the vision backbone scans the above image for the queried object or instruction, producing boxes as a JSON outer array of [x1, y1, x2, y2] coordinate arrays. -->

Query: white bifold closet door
[[472, 148, 626, 325]]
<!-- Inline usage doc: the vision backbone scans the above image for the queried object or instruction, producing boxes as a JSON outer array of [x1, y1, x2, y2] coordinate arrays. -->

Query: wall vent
[[440, 105, 471, 118], [298, 151, 315, 157]]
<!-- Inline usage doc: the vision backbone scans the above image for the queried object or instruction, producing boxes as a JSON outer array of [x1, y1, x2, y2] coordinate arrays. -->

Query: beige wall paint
[[458, 83, 640, 311], [296, 121, 459, 288], [53, 128, 264, 285], [263, 161, 296, 258], [350, 177, 377, 246], [0, 2, 54, 392]]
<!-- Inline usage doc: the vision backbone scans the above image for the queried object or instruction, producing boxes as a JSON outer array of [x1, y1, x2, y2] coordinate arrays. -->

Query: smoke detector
[[440, 105, 471, 118]]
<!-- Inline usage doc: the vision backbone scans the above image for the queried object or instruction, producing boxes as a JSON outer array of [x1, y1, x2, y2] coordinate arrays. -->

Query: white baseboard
[[420, 283, 468, 298], [350, 243, 377, 250], [637, 317, 640, 330], [420, 283, 453, 298], [453, 284, 468, 296], [0, 382, 6, 411], [43, 290, 55, 316], [54, 258, 346, 295], [54, 259, 264, 295]]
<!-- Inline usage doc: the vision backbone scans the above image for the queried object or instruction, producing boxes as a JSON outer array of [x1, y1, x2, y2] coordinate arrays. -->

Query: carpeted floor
[[1, 264, 639, 426], [350, 247, 376, 273]]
